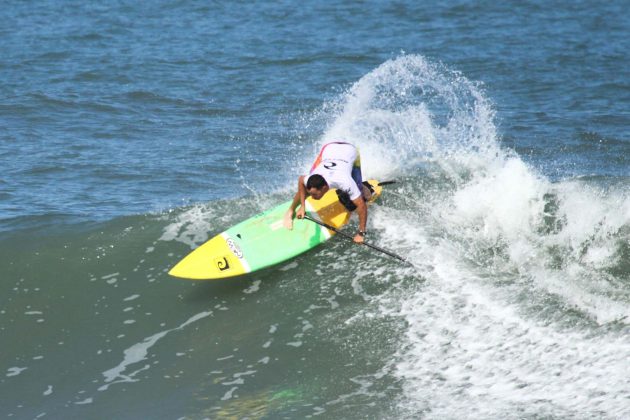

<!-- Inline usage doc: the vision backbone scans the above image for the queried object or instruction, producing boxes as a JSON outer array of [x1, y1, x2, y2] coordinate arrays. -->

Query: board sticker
[[226, 238, 243, 259], [214, 256, 231, 271]]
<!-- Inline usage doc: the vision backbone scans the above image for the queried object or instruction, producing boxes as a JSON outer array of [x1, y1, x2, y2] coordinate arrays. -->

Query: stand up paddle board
[[168, 180, 383, 280]]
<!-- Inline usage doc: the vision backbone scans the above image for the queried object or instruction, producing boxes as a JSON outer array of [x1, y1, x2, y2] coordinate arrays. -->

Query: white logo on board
[[226, 238, 244, 259]]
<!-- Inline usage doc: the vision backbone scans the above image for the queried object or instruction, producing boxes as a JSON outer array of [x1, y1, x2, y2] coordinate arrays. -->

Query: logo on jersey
[[323, 161, 337, 170]]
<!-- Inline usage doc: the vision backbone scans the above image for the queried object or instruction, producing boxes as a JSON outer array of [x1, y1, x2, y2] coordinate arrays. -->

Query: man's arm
[[284, 176, 307, 229], [352, 197, 367, 244], [296, 175, 307, 219]]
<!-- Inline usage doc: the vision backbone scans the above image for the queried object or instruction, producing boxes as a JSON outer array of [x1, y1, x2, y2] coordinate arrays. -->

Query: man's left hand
[[353, 233, 365, 244]]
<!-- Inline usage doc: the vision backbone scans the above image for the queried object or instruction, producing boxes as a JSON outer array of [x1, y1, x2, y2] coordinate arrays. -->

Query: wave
[[300, 54, 630, 418]]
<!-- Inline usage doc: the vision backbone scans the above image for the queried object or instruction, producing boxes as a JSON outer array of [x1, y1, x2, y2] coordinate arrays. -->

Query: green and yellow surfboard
[[168, 180, 383, 280]]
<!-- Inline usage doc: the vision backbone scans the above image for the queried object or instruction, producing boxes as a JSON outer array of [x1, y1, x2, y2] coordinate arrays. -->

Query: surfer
[[283, 142, 372, 244]]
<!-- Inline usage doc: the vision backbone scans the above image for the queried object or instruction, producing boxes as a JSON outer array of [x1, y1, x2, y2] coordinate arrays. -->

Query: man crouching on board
[[283, 141, 372, 244]]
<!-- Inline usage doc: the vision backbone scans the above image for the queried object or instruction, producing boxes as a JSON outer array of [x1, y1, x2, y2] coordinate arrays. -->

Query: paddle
[[303, 214, 412, 266]]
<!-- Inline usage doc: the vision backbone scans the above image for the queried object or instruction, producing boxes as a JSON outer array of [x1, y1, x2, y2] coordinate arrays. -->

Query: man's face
[[307, 186, 328, 200]]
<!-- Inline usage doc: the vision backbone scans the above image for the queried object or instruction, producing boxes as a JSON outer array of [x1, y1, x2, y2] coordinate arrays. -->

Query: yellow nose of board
[[168, 234, 248, 280]]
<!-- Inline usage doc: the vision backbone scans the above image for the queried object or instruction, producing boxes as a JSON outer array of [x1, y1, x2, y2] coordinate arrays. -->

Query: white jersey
[[304, 142, 362, 200]]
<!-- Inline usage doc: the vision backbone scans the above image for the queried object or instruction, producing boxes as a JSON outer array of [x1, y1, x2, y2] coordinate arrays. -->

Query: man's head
[[306, 174, 329, 200]]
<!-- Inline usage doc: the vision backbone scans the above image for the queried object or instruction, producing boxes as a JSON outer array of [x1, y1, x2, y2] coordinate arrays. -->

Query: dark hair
[[306, 174, 328, 190]]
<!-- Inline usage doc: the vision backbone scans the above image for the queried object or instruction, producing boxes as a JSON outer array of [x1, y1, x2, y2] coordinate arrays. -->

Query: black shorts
[[336, 181, 374, 212], [336, 189, 357, 211]]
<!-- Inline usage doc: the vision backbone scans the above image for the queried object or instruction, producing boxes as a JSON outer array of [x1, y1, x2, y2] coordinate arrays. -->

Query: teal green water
[[3, 201, 409, 418]]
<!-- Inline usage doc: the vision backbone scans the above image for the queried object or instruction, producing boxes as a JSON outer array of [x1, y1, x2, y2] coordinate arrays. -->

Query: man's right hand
[[296, 207, 305, 220]]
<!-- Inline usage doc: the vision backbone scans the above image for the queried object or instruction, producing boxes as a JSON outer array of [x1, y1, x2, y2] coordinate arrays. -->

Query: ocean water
[[1, 1, 629, 419]]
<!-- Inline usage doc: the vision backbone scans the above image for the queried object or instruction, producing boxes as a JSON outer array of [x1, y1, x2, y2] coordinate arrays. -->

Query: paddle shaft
[[303, 215, 411, 266]]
